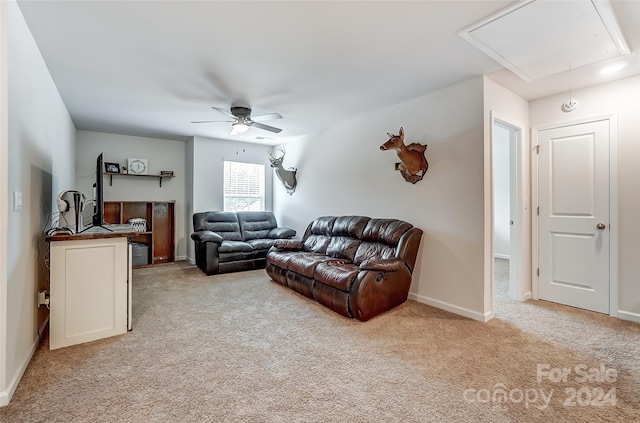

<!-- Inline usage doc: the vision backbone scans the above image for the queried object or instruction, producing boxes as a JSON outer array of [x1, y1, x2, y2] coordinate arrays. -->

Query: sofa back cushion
[[327, 237, 361, 261], [331, 216, 370, 238], [353, 219, 413, 265], [193, 211, 242, 241], [324, 216, 369, 261], [237, 211, 277, 241], [353, 242, 396, 265], [362, 219, 412, 245], [302, 216, 336, 254]]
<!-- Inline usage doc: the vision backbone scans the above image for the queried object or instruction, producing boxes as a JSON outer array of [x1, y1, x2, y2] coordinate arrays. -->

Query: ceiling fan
[[191, 106, 283, 135]]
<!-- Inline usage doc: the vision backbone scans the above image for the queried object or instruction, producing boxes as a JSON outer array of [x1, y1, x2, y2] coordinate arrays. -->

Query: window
[[223, 161, 265, 212]]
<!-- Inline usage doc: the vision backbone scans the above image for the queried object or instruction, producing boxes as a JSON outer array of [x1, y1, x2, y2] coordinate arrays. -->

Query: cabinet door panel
[[153, 202, 175, 263], [50, 237, 128, 349]]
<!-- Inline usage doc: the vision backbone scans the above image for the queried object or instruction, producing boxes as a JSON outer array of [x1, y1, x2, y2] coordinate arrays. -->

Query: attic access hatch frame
[[459, 0, 630, 82]]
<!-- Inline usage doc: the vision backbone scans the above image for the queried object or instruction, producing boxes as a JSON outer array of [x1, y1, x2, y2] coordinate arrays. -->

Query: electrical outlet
[[38, 291, 50, 307]]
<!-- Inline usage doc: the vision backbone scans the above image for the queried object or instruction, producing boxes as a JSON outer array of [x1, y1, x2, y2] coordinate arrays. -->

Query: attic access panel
[[460, 0, 630, 81]]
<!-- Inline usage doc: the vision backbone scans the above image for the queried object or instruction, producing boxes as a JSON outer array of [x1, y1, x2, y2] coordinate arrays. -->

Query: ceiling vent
[[460, 0, 630, 82]]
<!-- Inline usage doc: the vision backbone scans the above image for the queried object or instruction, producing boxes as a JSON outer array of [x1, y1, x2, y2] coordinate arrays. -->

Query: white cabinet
[[49, 235, 131, 350]]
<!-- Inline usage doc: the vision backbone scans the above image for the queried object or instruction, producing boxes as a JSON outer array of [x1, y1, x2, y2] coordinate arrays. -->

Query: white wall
[[188, 136, 274, 262], [76, 131, 187, 260], [274, 77, 488, 320], [530, 76, 640, 322], [492, 124, 510, 259], [1, 1, 76, 405], [0, 0, 8, 406]]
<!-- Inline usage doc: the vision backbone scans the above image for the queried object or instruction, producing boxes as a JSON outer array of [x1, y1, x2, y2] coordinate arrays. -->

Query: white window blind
[[223, 161, 265, 212]]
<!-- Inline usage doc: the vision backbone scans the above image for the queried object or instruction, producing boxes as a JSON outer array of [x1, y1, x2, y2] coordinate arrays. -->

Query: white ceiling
[[461, 0, 630, 81], [16, 0, 640, 145]]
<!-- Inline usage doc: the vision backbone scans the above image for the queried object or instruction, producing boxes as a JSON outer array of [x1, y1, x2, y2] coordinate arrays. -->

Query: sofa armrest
[[191, 230, 223, 244], [268, 227, 296, 239], [359, 258, 405, 272], [349, 266, 412, 321], [273, 239, 303, 250]]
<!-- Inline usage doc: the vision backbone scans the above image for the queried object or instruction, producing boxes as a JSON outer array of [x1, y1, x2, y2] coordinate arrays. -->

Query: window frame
[[222, 160, 266, 212]]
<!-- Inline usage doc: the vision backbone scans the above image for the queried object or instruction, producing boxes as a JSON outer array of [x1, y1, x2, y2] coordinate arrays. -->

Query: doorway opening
[[492, 121, 514, 300], [491, 114, 529, 308]]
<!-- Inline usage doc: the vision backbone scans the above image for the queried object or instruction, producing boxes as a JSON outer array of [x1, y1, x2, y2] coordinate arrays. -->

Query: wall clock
[[127, 158, 148, 175]]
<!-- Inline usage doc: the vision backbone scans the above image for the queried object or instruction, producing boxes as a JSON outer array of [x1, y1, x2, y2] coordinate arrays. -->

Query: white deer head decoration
[[268, 146, 297, 195]]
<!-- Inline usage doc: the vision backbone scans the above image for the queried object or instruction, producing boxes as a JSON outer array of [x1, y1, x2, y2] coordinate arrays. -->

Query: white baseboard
[[617, 309, 640, 324], [175, 255, 187, 262], [0, 338, 38, 407], [408, 293, 492, 322], [494, 254, 510, 260]]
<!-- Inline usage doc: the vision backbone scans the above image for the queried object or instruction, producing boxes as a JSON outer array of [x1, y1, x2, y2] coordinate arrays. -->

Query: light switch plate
[[13, 191, 22, 211]]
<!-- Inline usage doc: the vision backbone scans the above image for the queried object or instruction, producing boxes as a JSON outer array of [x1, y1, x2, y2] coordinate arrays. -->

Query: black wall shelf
[[104, 172, 174, 187]]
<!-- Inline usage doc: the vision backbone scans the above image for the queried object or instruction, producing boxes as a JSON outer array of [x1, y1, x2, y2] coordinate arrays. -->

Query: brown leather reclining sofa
[[265, 215, 423, 321], [192, 211, 296, 275]]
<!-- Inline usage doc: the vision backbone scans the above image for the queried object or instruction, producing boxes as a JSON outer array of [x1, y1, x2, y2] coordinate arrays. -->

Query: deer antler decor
[[268, 146, 297, 195], [379, 127, 428, 184]]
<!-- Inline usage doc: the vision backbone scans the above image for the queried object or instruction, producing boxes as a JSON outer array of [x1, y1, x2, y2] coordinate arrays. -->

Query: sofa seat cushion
[[219, 241, 255, 263], [314, 261, 360, 292], [267, 250, 299, 269], [288, 253, 339, 278], [219, 251, 255, 263], [247, 238, 275, 251], [219, 240, 254, 253]]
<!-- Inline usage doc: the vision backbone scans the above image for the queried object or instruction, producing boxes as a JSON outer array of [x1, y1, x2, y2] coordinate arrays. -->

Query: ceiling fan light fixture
[[232, 121, 250, 134], [195, 105, 282, 135]]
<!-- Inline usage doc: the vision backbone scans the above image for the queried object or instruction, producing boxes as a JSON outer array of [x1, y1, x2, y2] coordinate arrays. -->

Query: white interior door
[[538, 119, 610, 313]]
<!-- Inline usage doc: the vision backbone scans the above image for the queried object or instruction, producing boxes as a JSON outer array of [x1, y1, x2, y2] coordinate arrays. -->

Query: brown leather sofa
[[265, 215, 423, 321], [192, 211, 296, 275]]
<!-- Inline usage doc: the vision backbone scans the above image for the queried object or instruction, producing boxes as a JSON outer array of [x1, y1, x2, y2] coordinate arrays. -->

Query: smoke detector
[[562, 100, 578, 112]]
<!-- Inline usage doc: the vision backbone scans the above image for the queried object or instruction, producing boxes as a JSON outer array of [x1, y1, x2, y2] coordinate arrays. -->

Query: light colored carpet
[[1, 262, 638, 422], [494, 258, 510, 298]]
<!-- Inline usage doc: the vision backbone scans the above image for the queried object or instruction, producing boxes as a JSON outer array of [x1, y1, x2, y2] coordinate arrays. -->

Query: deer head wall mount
[[268, 146, 297, 195], [380, 127, 428, 184]]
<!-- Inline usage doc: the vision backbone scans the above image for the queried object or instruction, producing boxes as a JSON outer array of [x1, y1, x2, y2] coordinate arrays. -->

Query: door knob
[[597, 223, 606, 230]]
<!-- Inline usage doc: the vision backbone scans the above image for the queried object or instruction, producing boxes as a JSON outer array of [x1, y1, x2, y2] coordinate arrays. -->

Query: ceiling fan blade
[[251, 112, 282, 122], [251, 122, 282, 133], [211, 107, 237, 119], [190, 119, 234, 124]]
